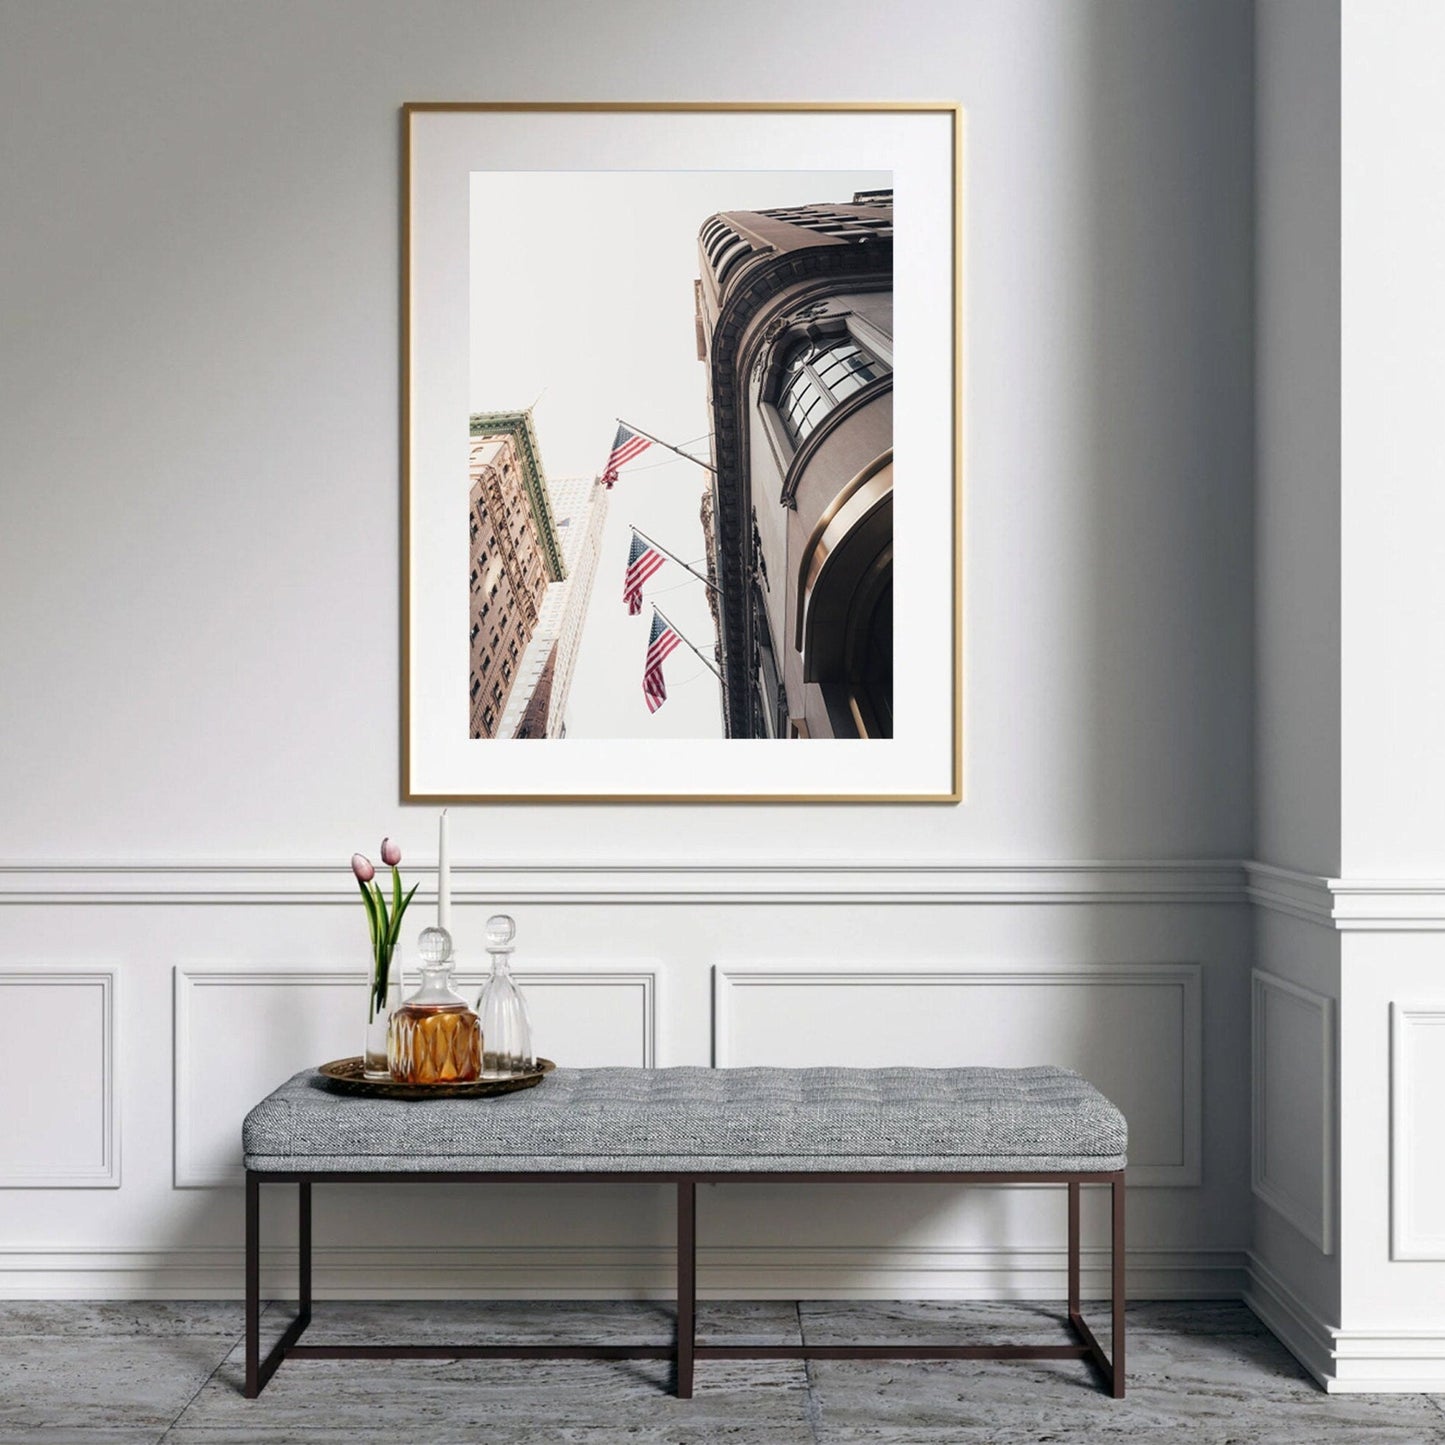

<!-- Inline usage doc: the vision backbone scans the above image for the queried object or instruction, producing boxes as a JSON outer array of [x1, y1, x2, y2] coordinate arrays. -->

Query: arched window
[[776, 337, 888, 446]]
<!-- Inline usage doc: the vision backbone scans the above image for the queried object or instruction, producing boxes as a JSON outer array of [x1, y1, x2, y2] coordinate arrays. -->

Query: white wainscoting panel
[[1251, 970, 1335, 1253], [174, 963, 659, 1187], [0, 968, 118, 1187], [713, 962, 1201, 1186], [464, 966, 659, 1069], [1390, 1001, 1445, 1260]]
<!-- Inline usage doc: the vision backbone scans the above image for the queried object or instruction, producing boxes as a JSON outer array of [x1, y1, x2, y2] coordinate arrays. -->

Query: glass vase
[[363, 954, 401, 1080], [477, 913, 534, 1077]]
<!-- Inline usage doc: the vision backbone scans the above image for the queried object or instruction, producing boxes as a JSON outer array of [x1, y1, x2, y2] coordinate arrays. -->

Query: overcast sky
[[469, 169, 888, 739]]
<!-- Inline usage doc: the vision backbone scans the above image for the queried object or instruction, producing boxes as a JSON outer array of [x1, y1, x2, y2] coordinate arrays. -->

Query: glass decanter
[[388, 924, 481, 1083], [476, 913, 534, 1077]]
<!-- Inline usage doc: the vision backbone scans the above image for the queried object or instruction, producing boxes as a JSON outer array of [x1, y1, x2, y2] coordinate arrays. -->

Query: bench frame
[[243, 1168, 1124, 1400]]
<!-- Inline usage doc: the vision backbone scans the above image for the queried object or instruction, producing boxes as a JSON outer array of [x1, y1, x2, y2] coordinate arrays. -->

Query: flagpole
[[618, 418, 717, 474], [654, 604, 722, 682], [631, 525, 720, 594]]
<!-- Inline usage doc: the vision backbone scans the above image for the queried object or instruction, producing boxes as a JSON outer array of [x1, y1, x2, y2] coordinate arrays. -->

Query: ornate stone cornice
[[469, 410, 567, 583]]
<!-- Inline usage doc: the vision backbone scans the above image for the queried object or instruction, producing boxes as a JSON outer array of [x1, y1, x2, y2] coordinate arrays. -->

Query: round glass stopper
[[417, 925, 454, 965]]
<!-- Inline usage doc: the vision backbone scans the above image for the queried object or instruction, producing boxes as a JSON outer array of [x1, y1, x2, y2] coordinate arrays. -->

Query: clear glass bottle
[[476, 914, 534, 1077], [388, 924, 481, 1083]]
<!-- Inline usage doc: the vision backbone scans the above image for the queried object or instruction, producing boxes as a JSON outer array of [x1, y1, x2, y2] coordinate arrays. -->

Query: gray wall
[[1255, 0, 1342, 878], [0, 0, 1255, 866]]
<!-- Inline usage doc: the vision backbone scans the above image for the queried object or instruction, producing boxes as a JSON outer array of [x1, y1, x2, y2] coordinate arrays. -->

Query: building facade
[[694, 191, 893, 739], [541, 472, 609, 737], [467, 411, 566, 739], [500, 473, 609, 739]]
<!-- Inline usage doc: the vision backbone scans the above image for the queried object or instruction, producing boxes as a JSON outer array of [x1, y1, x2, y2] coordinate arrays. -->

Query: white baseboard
[[0, 1244, 1245, 1302], [1246, 1253, 1445, 1393], [1244, 1253, 1337, 1387]]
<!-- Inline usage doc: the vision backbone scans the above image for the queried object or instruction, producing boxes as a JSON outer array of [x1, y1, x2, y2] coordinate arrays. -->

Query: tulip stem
[[361, 866, 419, 1016]]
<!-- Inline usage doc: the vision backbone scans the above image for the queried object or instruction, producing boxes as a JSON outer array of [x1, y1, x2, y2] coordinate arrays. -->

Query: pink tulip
[[351, 853, 375, 882], [380, 837, 401, 867]]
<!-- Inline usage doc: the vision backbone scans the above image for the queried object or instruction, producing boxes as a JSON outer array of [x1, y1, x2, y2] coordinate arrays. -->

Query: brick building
[[467, 411, 566, 738]]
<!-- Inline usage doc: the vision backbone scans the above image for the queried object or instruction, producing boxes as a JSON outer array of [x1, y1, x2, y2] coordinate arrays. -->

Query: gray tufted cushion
[[243, 1066, 1126, 1174]]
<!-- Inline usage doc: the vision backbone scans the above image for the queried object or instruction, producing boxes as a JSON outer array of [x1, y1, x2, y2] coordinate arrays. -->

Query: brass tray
[[317, 1056, 555, 1101]]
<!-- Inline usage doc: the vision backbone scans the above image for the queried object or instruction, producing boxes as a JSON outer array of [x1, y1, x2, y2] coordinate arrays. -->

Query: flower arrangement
[[352, 839, 419, 1021]]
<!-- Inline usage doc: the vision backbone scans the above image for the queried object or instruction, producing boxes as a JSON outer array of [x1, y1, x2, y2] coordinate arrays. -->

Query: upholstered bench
[[242, 1065, 1127, 1399]]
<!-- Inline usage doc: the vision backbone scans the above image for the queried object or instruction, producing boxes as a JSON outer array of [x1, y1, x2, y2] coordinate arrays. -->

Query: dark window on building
[[753, 585, 786, 739], [777, 337, 888, 446], [470, 622, 480, 643], [470, 677, 481, 700]]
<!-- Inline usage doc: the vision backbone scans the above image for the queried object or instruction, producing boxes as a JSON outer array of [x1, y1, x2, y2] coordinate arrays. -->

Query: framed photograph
[[403, 102, 962, 802]]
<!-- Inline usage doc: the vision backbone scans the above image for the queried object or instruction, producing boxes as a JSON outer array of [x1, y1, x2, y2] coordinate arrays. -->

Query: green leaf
[[388, 881, 421, 946]]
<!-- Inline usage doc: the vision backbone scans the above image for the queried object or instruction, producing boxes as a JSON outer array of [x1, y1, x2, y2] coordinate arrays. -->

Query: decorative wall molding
[[0, 968, 119, 1188], [173, 966, 360, 1188], [1390, 1001, 1445, 1260], [13, 856, 1442, 926], [0, 859, 1248, 906], [495, 966, 660, 1069], [0, 1242, 1247, 1302], [1251, 970, 1335, 1253], [1246, 861, 1445, 931], [1244, 862, 1338, 928], [713, 961, 1202, 1187], [174, 963, 660, 1187]]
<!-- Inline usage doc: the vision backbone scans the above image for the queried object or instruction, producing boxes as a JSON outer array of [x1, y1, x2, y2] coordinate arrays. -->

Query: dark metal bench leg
[[677, 1181, 696, 1398], [1111, 1174, 1126, 1398], [244, 1173, 315, 1399], [245, 1170, 260, 1398], [1064, 1173, 1125, 1398], [1067, 1181, 1080, 1317], [298, 1181, 313, 1326]]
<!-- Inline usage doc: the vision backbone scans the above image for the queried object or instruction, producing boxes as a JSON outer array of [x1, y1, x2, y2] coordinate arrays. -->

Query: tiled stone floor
[[2, 1299, 1443, 1444]]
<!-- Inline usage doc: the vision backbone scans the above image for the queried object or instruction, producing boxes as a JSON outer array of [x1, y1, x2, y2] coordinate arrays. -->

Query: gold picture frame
[[402, 101, 963, 802]]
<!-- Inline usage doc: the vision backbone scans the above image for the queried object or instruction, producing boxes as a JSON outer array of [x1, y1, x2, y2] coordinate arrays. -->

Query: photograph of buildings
[[468, 171, 893, 741]]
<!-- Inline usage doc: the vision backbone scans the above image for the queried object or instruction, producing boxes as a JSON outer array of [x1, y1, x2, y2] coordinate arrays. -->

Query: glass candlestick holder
[[388, 925, 481, 1083], [476, 913, 534, 1077]]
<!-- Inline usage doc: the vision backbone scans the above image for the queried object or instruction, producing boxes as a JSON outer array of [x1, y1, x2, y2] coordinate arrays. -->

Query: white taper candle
[[437, 808, 451, 931]]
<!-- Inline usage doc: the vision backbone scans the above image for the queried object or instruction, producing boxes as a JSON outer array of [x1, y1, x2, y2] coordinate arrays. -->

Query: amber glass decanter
[[388, 924, 482, 1083]]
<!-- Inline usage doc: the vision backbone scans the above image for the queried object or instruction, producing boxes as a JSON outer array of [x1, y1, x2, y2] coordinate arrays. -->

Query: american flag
[[643, 609, 682, 714], [601, 422, 652, 488], [623, 530, 664, 615]]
